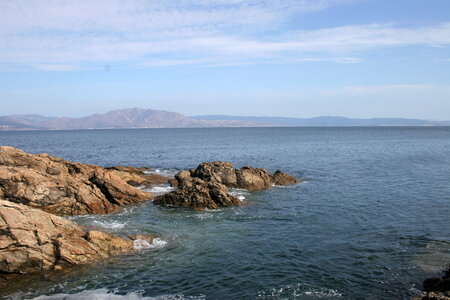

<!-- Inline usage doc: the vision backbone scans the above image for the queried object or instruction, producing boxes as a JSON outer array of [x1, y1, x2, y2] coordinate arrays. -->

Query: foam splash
[[30, 288, 205, 300], [144, 168, 178, 178], [229, 188, 249, 201], [133, 238, 168, 250], [257, 284, 342, 299], [92, 220, 127, 229], [146, 185, 175, 195]]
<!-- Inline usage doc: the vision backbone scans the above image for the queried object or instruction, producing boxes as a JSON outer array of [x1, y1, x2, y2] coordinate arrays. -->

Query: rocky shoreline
[[2, 146, 443, 299], [0, 146, 298, 290]]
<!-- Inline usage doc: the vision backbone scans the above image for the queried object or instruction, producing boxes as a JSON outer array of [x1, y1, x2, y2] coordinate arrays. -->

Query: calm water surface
[[1, 127, 449, 300]]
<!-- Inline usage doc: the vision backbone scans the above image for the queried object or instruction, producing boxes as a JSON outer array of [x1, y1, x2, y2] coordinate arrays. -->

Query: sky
[[0, 0, 449, 119]]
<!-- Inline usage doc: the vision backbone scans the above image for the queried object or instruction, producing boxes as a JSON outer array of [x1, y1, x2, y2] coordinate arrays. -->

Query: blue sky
[[0, 0, 449, 119]]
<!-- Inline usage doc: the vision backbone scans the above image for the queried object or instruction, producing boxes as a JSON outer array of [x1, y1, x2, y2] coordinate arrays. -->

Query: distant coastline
[[1, 108, 449, 131]]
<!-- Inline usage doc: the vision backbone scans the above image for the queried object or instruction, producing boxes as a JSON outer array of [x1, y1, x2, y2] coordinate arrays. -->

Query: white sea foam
[[144, 169, 178, 178], [257, 284, 342, 299], [30, 288, 205, 300], [146, 185, 175, 195], [228, 188, 249, 201], [92, 220, 127, 229], [133, 238, 168, 250]]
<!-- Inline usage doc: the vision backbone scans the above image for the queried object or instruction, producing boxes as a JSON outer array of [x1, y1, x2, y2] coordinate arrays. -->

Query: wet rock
[[413, 267, 450, 300], [0, 146, 153, 215], [154, 178, 241, 209], [0, 200, 133, 276], [271, 170, 299, 186]]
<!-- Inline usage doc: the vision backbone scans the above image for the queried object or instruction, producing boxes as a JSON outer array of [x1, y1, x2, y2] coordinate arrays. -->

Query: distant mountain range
[[1, 108, 448, 131], [0, 108, 267, 130], [192, 115, 450, 127]]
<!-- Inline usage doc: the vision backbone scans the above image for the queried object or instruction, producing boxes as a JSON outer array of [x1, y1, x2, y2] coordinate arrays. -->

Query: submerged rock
[[154, 161, 298, 209], [0, 146, 153, 215], [0, 200, 134, 277]]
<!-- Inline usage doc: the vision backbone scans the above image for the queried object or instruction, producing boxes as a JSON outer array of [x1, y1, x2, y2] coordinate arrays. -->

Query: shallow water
[[1, 127, 450, 299]]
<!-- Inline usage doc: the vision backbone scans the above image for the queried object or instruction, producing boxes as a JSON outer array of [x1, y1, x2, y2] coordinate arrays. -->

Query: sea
[[0, 127, 449, 300]]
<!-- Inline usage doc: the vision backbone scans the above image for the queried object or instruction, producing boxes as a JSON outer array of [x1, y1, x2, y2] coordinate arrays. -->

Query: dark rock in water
[[0, 146, 153, 216], [272, 170, 299, 186], [412, 267, 450, 300], [154, 178, 241, 209], [154, 161, 298, 209]]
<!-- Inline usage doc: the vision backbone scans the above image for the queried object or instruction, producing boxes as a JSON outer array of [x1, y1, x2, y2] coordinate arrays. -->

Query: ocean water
[[1, 127, 450, 300]]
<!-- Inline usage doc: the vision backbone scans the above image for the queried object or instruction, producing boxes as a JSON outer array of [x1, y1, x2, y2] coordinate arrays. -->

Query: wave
[[145, 185, 175, 195], [30, 288, 205, 300], [257, 283, 342, 299], [133, 238, 168, 250], [143, 169, 178, 178], [228, 188, 250, 201], [92, 220, 127, 229]]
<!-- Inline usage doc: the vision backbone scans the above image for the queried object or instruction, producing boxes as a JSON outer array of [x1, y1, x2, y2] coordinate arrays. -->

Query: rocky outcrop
[[154, 177, 241, 209], [155, 162, 298, 209], [271, 170, 298, 186], [412, 267, 450, 300], [0, 200, 135, 277], [0, 146, 153, 215], [188, 162, 298, 191], [106, 166, 170, 187]]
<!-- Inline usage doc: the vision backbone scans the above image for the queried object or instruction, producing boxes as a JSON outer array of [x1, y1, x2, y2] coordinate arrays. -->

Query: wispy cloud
[[0, 0, 449, 69]]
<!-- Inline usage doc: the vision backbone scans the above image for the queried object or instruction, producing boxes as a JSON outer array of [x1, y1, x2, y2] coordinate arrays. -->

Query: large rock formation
[[154, 162, 298, 209], [412, 267, 450, 300], [190, 162, 298, 191], [0, 200, 135, 277], [0, 146, 153, 215]]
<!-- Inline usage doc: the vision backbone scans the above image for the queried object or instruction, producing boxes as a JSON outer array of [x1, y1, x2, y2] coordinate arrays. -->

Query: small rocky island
[[154, 161, 298, 209], [0, 146, 298, 288]]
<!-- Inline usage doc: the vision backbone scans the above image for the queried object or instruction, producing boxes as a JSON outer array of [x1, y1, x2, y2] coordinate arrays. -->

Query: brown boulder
[[154, 178, 241, 209], [0, 146, 153, 215], [191, 162, 238, 187], [0, 200, 133, 276], [235, 166, 272, 190], [271, 170, 299, 186]]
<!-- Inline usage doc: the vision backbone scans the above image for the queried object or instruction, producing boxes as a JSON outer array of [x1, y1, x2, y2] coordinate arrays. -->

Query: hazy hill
[[2, 109, 449, 131], [0, 108, 267, 130], [192, 115, 449, 126]]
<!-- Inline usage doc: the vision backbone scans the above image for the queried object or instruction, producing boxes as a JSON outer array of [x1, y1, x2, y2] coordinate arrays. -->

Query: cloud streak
[[0, 0, 449, 69]]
